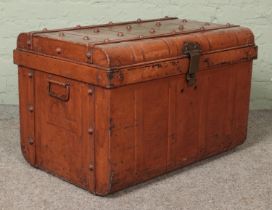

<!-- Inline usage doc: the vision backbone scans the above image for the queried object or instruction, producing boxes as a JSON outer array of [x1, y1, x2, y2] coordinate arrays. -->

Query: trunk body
[[14, 17, 257, 195]]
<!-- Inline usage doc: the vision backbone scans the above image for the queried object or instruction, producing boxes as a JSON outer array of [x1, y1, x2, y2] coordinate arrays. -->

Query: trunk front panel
[[109, 61, 252, 192]]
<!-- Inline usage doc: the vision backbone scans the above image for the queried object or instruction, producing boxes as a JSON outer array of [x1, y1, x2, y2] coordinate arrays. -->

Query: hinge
[[183, 42, 201, 86]]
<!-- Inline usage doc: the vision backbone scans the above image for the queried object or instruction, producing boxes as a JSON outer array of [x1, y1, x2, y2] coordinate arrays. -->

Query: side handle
[[48, 80, 70, 102]]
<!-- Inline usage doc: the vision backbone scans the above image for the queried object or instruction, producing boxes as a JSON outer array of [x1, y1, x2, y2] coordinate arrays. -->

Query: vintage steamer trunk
[[13, 17, 257, 195]]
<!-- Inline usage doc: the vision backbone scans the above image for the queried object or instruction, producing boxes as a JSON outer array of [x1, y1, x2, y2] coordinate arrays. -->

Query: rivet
[[165, 16, 169, 18], [86, 51, 92, 59], [118, 72, 124, 81], [88, 128, 94, 134], [27, 40, 31, 47], [226, 23, 231, 27], [178, 25, 184, 31], [83, 36, 90, 40], [138, 35, 144, 39], [58, 32, 65, 37], [42, 28, 48, 31], [56, 47, 62, 54], [28, 138, 34, 145], [117, 32, 124, 37], [104, 38, 110, 43], [137, 18, 142, 23], [155, 21, 161, 27], [149, 28, 156, 34], [126, 25, 132, 30], [89, 164, 94, 171], [182, 19, 188, 23], [200, 26, 205, 31], [88, 88, 93, 95], [76, 24, 81, 28], [93, 28, 100, 33], [28, 105, 34, 112], [28, 71, 33, 78], [108, 21, 113, 25]]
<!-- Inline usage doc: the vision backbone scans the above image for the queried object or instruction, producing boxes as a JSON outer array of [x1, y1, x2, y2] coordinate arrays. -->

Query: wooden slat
[[166, 78, 177, 171]]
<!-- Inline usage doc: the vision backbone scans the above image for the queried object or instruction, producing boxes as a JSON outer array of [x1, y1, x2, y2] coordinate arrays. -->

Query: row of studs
[[55, 24, 233, 43]]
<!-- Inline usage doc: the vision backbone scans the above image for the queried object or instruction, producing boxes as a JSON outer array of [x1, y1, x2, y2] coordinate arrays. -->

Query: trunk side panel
[[34, 71, 94, 190]]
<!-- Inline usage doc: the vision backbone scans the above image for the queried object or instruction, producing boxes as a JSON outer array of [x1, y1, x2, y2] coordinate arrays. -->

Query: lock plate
[[183, 42, 201, 86]]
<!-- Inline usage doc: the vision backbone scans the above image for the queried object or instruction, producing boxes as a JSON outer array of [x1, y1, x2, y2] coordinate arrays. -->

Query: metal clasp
[[183, 42, 201, 86]]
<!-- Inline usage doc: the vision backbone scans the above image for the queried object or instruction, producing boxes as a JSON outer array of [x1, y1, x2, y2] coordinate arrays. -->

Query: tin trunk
[[14, 17, 257, 195]]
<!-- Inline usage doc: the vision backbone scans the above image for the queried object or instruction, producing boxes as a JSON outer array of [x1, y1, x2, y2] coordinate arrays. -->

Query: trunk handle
[[48, 80, 70, 102]]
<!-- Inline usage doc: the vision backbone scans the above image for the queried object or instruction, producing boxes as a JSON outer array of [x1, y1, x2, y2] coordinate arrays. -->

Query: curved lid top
[[34, 17, 237, 45], [16, 17, 255, 69]]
